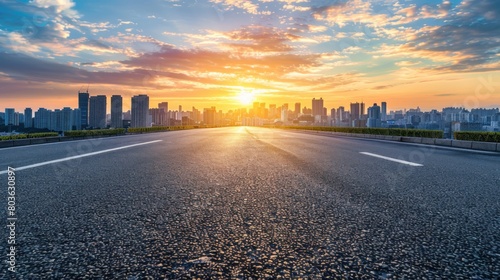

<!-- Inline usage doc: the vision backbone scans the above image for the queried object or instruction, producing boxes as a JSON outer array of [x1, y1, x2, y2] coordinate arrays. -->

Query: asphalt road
[[0, 127, 499, 278]]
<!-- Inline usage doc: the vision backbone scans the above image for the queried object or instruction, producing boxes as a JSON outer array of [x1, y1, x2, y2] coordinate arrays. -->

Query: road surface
[[0, 127, 499, 278]]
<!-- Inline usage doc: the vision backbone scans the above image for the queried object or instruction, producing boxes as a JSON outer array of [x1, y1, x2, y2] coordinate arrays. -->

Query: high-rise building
[[337, 106, 345, 122], [360, 102, 365, 117], [331, 108, 336, 119], [61, 107, 73, 131], [5, 108, 15, 125], [89, 95, 107, 129], [204, 107, 216, 125], [281, 103, 289, 122], [72, 108, 81, 130], [24, 108, 32, 128], [350, 102, 361, 121], [78, 90, 89, 128], [111, 95, 123, 128], [295, 102, 301, 117], [381, 102, 387, 121], [312, 98, 324, 118], [367, 103, 381, 128], [50, 109, 62, 131], [131, 94, 149, 128], [149, 108, 166, 126], [269, 104, 277, 118], [34, 108, 50, 129], [158, 102, 168, 125]]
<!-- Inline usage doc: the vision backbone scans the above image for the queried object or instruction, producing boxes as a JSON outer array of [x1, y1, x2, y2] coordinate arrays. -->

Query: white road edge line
[[0, 140, 163, 175], [360, 152, 423, 167]]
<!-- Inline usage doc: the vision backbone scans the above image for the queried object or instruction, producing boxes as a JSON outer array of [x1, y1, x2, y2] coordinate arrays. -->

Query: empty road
[[1, 127, 499, 278]]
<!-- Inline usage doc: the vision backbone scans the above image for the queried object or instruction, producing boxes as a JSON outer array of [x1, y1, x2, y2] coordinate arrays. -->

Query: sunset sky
[[0, 0, 499, 112]]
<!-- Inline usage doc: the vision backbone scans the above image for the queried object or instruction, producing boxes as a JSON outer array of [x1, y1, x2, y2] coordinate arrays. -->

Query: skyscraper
[[158, 102, 169, 125], [350, 102, 360, 120], [381, 102, 387, 121], [295, 102, 301, 117], [5, 108, 15, 125], [281, 103, 289, 122], [78, 90, 89, 129], [204, 107, 216, 125], [72, 108, 81, 130], [61, 107, 73, 131], [111, 95, 123, 128], [337, 106, 345, 122], [367, 103, 381, 128], [89, 95, 107, 129], [312, 98, 324, 118], [131, 94, 149, 128], [34, 108, 50, 129], [24, 108, 32, 128]]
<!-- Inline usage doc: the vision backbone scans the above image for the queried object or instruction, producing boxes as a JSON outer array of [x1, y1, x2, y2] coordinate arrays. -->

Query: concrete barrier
[[435, 139, 452, 146], [471, 141, 497, 152], [421, 138, 436, 145], [13, 139, 31, 146], [451, 140, 473, 149], [44, 137, 61, 143], [0, 141, 14, 148], [30, 138, 47, 144], [60, 137, 75, 142], [402, 137, 422, 144]]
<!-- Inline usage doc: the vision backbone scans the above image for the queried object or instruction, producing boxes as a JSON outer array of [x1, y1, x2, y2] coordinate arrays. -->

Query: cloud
[[434, 93, 457, 97], [402, 0, 500, 72], [209, 0, 261, 15], [311, 0, 388, 28]]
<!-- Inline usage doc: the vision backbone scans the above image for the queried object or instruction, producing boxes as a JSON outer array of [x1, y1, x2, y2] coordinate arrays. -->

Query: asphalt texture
[[0, 127, 499, 279]]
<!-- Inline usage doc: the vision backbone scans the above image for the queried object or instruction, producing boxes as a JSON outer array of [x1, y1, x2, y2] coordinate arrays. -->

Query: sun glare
[[237, 90, 255, 106]]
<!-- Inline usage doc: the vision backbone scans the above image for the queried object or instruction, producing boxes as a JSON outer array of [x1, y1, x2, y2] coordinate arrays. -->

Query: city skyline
[[0, 0, 499, 112]]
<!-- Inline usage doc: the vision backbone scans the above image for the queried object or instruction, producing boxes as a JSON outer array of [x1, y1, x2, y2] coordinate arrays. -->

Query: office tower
[[350, 102, 360, 120], [337, 106, 345, 122], [360, 102, 365, 117], [204, 107, 216, 125], [5, 108, 15, 125], [269, 104, 277, 118], [149, 108, 166, 126], [312, 98, 324, 118], [131, 94, 149, 128], [381, 102, 387, 121], [367, 103, 381, 128], [17, 113, 24, 126], [295, 102, 301, 117], [24, 108, 32, 128], [158, 102, 169, 125], [50, 109, 62, 131], [78, 90, 89, 128], [72, 108, 81, 130], [34, 108, 50, 129], [331, 108, 336, 119], [61, 107, 73, 131], [111, 95, 123, 128], [281, 103, 289, 122], [89, 95, 107, 129]]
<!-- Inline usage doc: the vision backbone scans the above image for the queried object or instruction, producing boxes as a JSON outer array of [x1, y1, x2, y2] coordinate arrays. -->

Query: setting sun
[[237, 90, 256, 106]]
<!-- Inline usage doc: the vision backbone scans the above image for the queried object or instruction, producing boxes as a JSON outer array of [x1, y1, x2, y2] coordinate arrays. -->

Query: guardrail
[[296, 130, 500, 152]]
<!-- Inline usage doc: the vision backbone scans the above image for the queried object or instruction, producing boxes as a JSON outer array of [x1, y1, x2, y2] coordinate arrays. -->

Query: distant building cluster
[[1, 93, 499, 139]]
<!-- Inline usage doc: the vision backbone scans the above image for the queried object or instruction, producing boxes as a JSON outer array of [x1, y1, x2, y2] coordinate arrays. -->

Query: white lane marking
[[360, 152, 423, 167], [0, 140, 163, 174]]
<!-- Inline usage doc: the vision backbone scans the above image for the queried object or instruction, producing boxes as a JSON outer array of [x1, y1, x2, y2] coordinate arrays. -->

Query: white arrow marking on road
[[360, 152, 423, 167], [0, 140, 163, 174]]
